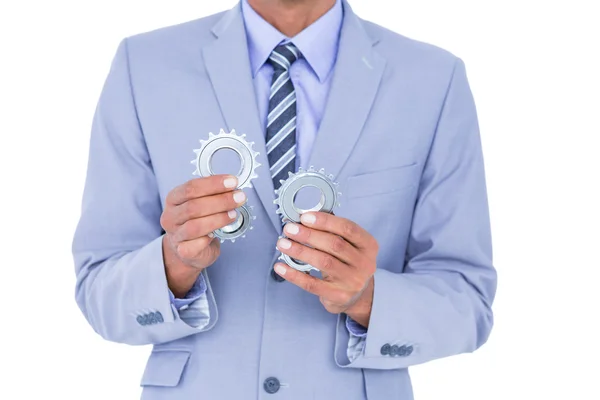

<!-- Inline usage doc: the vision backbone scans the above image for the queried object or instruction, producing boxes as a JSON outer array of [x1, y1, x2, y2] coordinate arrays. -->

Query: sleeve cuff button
[[380, 343, 391, 355]]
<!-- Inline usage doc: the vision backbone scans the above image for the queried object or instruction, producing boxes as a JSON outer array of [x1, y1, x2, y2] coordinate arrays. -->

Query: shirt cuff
[[169, 273, 207, 310], [345, 315, 368, 338]]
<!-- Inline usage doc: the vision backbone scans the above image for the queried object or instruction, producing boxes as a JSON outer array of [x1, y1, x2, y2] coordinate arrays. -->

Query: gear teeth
[[192, 128, 261, 191]]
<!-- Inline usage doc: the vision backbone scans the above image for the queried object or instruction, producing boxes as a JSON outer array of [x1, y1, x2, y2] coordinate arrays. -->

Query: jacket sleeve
[[72, 39, 217, 346], [334, 58, 497, 369]]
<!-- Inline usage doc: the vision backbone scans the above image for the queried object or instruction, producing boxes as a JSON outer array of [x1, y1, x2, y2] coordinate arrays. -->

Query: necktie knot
[[268, 43, 301, 71]]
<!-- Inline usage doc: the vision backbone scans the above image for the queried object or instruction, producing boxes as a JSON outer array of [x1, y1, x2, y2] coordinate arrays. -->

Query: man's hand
[[160, 175, 247, 297], [274, 212, 378, 328]]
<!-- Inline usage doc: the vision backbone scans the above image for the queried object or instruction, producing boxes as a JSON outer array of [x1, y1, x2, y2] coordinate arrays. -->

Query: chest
[[132, 65, 439, 268]]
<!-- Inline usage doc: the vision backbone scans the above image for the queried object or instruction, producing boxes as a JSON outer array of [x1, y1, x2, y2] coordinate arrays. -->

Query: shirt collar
[[241, 0, 343, 83]]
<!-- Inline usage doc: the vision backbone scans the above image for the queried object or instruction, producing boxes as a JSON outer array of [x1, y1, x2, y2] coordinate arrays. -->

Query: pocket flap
[[140, 350, 191, 387], [346, 162, 419, 199]]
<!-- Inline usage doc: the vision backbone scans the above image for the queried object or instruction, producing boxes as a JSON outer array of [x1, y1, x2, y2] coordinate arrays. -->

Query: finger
[[276, 237, 345, 276], [172, 190, 247, 225], [273, 263, 331, 297], [176, 234, 215, 259], [173, 210, 238, 242], [299, 212, 373, 250], [283, 222, 361, 265], [167, 175, 239, 206]]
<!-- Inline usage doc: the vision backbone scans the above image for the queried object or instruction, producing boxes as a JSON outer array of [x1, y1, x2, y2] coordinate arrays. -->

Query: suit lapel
[[203, 5, 282, 233], [308, 1, 386, 180]]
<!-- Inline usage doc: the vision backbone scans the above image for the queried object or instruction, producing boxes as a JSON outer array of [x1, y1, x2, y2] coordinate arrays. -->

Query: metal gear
[[274, 166, 341, 272], [279, 251, 317, 273], [273, 166, 341, 223], [213, 205, 256, 243], [191, 129, 260, 242], [191, 128, 260, 190]]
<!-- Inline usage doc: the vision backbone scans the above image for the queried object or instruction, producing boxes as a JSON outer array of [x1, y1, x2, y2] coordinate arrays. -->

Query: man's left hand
[[274, 212, 378, 328]]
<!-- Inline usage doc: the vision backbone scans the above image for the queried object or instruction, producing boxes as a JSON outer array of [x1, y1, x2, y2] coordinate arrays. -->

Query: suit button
[[263, 377, 280, 394], [390, 345, 399, 357], [156, 311, 164, 323], [271, 267, 285, 282], [397, 345, 407, 356], [136, 315, 146, 326], [405, 345, 413, 356], [380, 343, 391, 355]]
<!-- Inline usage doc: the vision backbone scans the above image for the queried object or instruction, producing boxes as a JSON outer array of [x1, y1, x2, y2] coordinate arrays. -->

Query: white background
[[1, 0, 599, 399]]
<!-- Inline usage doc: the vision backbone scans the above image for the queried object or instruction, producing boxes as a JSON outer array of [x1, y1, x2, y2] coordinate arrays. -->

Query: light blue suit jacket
[[73, 2, 497, 399]]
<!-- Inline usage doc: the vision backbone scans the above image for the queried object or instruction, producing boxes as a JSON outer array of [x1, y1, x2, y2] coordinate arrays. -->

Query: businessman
[[73, 0, 497, 399]]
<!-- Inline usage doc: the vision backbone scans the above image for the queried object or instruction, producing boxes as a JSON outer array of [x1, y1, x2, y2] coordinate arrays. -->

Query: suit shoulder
[[123, 11, 226, 56], [362, 20, 459, 71]]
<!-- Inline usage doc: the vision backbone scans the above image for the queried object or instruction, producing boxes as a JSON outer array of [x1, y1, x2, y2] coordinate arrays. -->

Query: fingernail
[[301, 213, 316, 225], [208, 232, 215, 238], [284, 223, 299, 235], [274, 264, 287, 276], [224, 176, 238, 189], [233, 191, 246, 203], [228, 210, 237, 219], [277, 238, 292, 250]]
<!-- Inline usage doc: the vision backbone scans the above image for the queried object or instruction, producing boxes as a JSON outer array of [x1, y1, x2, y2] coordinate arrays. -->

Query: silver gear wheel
[[191, 129, 260, 242], [191, 128, 260, 190], [273, 166, 341, 223], [278, 250, 317, 273], [213, 204, 256, 243], [274, 166, 341, 272]]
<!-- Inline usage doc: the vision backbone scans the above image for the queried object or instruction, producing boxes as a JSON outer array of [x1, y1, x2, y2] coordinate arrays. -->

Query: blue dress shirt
[[243, 0, 340, 170]]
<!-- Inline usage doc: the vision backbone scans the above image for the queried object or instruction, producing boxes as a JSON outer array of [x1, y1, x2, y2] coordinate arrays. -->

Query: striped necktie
[[265, 43, 301, 189]]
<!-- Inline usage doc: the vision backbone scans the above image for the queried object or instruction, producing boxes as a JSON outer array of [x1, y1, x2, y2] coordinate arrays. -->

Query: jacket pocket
[[140, 350, 191, 387], [345, 162, 419, 199]]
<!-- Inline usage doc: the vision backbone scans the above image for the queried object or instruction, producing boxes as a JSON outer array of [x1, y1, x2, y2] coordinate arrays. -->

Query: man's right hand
[[160, 175, 246, 297]]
